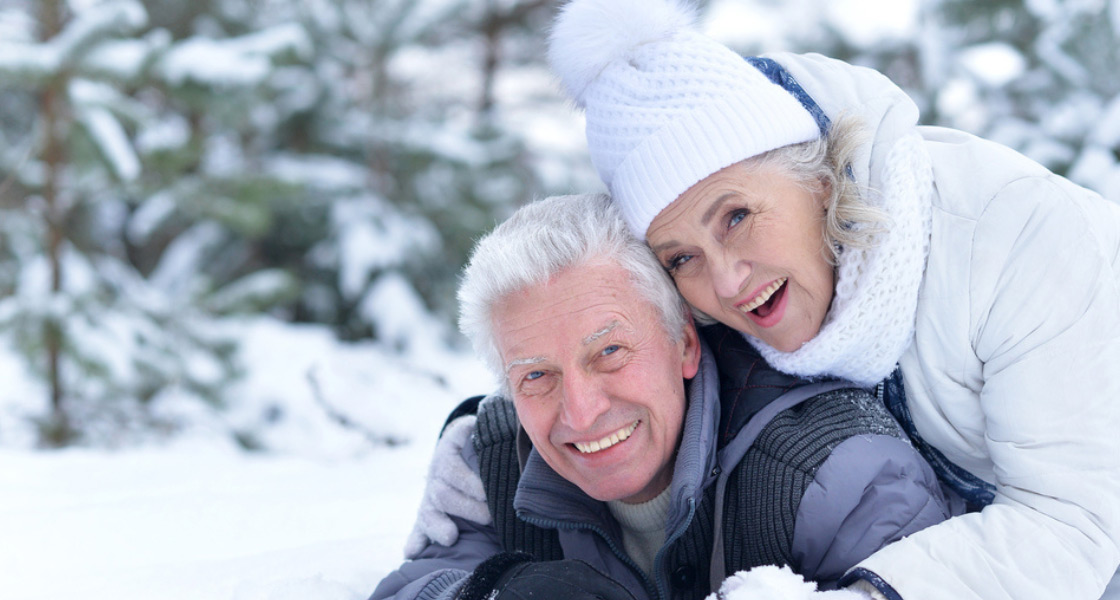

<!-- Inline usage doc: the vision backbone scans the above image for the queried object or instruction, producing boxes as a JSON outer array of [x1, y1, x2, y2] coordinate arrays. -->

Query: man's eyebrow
[[504, 322, 621, 373], [583, 321, 620, 345], [504, 356, 544, 375]]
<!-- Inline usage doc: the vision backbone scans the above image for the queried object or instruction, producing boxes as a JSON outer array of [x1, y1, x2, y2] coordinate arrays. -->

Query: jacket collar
[[699, 324, 807, 448]]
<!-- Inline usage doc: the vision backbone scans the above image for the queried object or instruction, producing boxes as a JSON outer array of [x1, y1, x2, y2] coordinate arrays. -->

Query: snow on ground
[[0, 316, 496, 600]]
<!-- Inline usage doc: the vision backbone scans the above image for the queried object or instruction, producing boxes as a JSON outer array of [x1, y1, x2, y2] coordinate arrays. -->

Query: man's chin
[[574, 474, 660, 504], [572, 477, 641, 503]]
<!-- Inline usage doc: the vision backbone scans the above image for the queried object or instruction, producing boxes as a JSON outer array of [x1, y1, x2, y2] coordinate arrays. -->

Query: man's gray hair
[[458, 193, 690, 385]]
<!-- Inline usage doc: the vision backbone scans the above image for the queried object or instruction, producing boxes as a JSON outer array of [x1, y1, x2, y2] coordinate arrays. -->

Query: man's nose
[[560, 372, 610, 432]]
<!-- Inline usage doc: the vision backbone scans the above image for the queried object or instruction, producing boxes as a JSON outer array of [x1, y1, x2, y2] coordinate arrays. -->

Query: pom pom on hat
[[548, 0, 697, 105], [546, 0, 822, 239]]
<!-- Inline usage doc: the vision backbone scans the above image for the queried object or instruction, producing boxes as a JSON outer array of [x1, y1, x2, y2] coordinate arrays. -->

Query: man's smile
[[572, 420, 640, 454]]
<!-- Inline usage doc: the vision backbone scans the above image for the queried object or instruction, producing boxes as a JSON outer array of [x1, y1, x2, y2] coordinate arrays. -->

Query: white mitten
[[403, 414, 492, 559], [706, 566, 870, 600]]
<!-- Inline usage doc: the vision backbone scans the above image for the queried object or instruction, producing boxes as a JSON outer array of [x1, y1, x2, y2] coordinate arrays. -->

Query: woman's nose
[[560, 372, 610, 431], [710, 252, 750, 300]]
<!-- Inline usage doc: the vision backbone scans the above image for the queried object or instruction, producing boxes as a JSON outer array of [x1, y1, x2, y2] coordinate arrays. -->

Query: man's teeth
[[574, 421, 639, 454], [740, 278, 787, 313]]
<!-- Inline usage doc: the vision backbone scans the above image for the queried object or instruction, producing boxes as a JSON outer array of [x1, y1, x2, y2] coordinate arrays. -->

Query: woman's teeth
[[574, 421, 639, 454], [740, 278, 787, 313]]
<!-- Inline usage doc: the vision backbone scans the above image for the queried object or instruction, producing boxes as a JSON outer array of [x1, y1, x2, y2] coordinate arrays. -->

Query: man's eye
[[667, 254, 693, 271], [601, 345, 619, 357], [517, 370, 554, 396]]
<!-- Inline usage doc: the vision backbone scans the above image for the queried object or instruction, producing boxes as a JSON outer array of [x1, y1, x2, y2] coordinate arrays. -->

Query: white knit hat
[[548, 0, 822, 239]]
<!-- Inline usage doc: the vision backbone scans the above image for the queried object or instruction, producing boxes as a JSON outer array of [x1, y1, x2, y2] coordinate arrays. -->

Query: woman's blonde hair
[[743, 114, 885, 265]]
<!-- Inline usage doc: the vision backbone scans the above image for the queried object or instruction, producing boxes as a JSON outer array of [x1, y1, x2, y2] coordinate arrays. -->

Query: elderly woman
[[539, 0, 1120, 599]]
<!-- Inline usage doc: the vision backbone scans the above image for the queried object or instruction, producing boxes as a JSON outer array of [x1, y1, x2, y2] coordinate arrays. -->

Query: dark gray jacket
[[372, 326, 954, 600]]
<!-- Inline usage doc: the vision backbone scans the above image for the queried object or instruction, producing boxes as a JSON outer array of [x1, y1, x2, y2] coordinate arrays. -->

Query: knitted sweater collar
[[746, 132, 933, 387]]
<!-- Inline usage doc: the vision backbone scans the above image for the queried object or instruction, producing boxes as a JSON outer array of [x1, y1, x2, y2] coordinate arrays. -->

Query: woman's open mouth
[[736, 277, 789, 328], [738, 278, 787, 317]]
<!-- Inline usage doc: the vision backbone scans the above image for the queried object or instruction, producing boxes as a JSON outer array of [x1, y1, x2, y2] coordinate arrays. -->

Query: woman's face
[[646, 161, 835, 352]]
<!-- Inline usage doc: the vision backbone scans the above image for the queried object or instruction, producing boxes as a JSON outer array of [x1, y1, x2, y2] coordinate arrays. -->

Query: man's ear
[[680, 315, 701, 380]]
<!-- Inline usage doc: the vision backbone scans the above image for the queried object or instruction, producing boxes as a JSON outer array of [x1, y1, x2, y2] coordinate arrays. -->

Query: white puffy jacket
[[773, 52, 1120, 600]]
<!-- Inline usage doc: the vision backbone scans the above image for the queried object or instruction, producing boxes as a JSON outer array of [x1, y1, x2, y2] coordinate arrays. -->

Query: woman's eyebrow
[[650, 193, 738, 254], [701, 193, 736, 225]]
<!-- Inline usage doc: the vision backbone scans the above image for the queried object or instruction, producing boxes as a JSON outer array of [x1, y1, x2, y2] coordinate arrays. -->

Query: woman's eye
[[728, 208, 749, 228]]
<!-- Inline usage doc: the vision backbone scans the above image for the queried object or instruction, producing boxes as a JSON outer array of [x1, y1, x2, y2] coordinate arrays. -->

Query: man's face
[[494, 260, 701, 504]]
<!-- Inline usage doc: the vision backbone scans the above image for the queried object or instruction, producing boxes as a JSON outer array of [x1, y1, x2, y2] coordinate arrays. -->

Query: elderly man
[[371, 193, 953, 600]]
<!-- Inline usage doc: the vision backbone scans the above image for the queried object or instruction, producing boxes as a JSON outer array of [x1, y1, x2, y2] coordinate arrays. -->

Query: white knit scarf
[[747, 133, 933, 387]]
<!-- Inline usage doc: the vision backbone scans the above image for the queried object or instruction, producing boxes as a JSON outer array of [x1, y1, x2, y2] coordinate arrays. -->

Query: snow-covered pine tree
[[0, 0, 312, 446], [251, 0, 567, 351], [132, 0, 570, 351], [933, 0, 1120, 201]]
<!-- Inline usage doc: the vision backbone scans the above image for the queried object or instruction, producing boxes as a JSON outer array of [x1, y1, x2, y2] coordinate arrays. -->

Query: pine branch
[[306, 366, 407, 448]]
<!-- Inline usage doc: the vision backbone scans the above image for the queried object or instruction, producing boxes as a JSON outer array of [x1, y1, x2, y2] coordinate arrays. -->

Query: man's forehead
[[496, 263, 659, 369]]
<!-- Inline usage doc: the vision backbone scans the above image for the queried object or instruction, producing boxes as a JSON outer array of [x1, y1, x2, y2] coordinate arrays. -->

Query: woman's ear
[[818, 176, 833, 213]]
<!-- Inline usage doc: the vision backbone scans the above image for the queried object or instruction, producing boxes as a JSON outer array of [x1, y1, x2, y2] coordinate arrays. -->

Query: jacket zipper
[[651, 496, 697, 600], [521, 495, 700, 600]]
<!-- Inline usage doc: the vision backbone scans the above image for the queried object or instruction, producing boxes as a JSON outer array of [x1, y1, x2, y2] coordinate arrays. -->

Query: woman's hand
[[403, 414, 492, 558]]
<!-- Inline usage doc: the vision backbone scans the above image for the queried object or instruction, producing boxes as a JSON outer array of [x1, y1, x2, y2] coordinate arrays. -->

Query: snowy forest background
[[1, 0, 1119, 598]]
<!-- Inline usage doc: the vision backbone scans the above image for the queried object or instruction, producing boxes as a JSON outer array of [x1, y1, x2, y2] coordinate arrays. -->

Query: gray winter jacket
[[371, 328, 954, 600]]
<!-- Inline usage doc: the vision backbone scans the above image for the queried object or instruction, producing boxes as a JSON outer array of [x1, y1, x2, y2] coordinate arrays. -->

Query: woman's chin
[[708, 310, 818, 353], [751, 326, 817, 353], [770, 339, 805, 353]]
